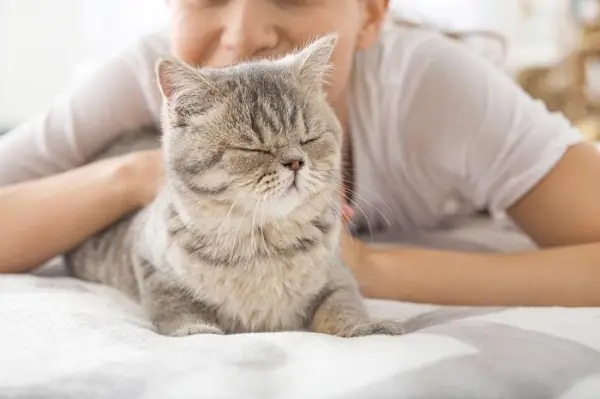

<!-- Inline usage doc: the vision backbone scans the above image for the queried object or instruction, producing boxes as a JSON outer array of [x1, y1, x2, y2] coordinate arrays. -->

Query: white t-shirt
[[0, 19, 584, 235]]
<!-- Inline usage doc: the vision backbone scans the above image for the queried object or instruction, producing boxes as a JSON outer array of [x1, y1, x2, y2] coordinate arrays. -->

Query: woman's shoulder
[[348, 15, 472, 144], [135, 27, 172, 59], [354, 14, 483, 88], [350, 15, 515, 131], [93, 27, 172, 88], [103, 28, 172, 123], [114, 27, 172, 75]]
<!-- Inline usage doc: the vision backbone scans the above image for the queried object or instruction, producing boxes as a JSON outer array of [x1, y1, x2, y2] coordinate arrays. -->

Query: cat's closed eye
[[300, 137, 320, 146], [230, 147, 272, 155]]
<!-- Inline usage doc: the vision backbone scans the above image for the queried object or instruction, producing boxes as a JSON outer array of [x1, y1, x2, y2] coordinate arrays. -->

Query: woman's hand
[[117, 149, 165, 208], [0, 150, 165, 273]]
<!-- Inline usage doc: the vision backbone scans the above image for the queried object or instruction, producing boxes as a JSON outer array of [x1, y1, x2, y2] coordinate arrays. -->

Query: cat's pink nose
[[283, 159, 304, 172]]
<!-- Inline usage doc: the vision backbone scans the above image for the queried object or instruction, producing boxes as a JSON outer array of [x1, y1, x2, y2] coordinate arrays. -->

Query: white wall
[[0, 0, 573, 128], [392, 0, 575, 70], [0, 0, 166, 127], [0, 0, 84, 126]]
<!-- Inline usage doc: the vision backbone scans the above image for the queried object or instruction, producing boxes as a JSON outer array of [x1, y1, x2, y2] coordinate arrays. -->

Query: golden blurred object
[[517, 0, 600, 142], [576, 115, 600, 141]]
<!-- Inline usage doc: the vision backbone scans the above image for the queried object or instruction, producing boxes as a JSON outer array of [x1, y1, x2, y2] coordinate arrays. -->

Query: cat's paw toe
[[159, 323, 224, 337], [346, 320, 405, 337]]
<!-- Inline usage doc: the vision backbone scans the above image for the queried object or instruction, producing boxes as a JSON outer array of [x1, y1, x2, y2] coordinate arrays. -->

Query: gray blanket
[[2, 217, 599, 399]]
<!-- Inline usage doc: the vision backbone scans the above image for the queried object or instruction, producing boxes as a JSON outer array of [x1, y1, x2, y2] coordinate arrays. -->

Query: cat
[[66, 34, 405, 338]]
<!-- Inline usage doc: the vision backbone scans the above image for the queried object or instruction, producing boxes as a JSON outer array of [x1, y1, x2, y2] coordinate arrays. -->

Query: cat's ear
[[155, 58, 213, 105], [292, 33, 338, 91]]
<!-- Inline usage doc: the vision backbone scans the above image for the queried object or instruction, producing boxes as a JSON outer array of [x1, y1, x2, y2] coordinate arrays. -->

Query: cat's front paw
[[171, 323, 224, 337], [346, 320, 405, 337], [157, 321, 224, 337]]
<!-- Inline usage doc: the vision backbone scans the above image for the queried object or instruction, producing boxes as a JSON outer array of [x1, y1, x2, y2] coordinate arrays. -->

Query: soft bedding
[[2, 216, 600, 399]]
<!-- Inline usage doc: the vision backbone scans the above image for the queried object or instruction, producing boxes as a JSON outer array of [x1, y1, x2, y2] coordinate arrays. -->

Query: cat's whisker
[[260, 195, 277, 260], [322, 172, 395, 224], [215, 193, 243, 248], [313, 177, 376, 241], [250, 199, 261, 253], [306, 175, 345, 217], [259, 194, 267, 236], [341, 195, 374, 242], [324, 173, 395, 218], [318, 176, 392, 232], [315, 191, 363, 270], [317, 191, 358, 232], [234, 204, 251, 257]]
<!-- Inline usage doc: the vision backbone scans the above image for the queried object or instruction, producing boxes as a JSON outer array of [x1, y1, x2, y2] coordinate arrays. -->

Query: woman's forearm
[[362, 243, 600, 307], [0, 154, 150, 273]]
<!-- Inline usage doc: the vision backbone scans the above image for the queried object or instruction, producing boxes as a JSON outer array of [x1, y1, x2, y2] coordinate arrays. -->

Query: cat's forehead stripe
[[236, 71, 306, 141]]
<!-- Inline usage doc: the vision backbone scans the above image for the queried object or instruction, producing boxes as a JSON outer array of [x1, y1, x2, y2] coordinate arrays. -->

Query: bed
[[2, 215, 600, 399]]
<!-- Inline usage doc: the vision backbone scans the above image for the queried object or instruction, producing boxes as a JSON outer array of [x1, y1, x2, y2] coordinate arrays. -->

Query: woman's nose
[[220, 0, 279, 63]]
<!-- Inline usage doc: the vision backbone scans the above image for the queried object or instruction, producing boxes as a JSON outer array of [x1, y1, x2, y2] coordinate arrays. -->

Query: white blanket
[[2, 217, 600, 398]]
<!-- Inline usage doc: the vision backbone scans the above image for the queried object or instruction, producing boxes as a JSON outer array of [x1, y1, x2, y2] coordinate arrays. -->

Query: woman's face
[[168, 0, 388, 108]]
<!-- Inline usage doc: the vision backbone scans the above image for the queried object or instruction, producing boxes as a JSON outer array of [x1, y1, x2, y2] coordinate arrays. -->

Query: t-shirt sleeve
[[400, 32, 584, 214], [0, 32, 168, 187]]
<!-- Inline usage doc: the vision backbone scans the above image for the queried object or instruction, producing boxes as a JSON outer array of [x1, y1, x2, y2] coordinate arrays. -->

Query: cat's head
[[156, 34, 342, 218]]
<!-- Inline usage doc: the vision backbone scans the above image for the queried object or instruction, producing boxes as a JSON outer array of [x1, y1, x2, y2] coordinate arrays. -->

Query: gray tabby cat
[[66, 34, 405, 337]]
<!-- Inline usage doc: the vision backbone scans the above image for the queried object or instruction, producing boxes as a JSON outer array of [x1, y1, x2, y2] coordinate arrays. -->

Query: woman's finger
[[341, 203, 355, 223], [340, 184, 355, 222]]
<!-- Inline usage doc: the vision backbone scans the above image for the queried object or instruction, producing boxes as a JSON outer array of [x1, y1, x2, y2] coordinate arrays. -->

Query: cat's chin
[[261, 189, 304, 219]]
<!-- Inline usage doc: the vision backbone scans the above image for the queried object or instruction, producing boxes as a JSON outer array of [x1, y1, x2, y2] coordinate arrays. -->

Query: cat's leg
[[309, 284, 405, 338], [136, 260, 224, 337], [146, 288, 224, 337]]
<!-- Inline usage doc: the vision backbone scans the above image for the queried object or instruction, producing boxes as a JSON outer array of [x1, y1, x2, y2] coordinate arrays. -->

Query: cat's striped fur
[[66, 35, 405, 337]]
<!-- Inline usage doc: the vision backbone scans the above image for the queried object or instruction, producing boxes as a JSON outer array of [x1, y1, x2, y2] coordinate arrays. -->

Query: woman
[[1, 0, 599, 307]]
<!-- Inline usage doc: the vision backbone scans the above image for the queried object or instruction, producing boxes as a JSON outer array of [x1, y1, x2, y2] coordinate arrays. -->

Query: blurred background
[[2, 0, 600, 139]]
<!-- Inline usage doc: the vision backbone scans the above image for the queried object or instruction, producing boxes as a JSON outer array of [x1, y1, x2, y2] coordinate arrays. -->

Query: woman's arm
[[341, 30, 600, 307], [349, 240, 600, 307], [0, 150, 163, 274], [0, 33, 165, 186], [344, 143, 600, 307], [0, 33, 167, 273]]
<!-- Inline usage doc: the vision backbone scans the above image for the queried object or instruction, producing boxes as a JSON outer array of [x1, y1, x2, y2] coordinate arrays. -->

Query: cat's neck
[[179, 198, 329, 235], [164, 189, 336, 255], [152, 186, 339, 269]]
